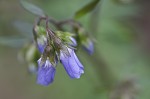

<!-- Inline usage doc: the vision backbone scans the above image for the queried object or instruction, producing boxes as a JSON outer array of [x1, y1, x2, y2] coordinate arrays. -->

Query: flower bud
[[77, 29, 94, 55], [34, 26, 47, 53]]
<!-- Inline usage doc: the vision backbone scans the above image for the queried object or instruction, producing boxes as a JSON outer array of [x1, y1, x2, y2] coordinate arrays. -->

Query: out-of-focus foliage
[[0, 0, 150, 99], [20, 0, 45, 17], [74, 0, 100, 19]]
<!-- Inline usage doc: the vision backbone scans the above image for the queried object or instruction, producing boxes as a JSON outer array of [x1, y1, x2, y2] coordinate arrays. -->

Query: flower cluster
[[34, 25, 85, 86], [19, 1, 94, 86]]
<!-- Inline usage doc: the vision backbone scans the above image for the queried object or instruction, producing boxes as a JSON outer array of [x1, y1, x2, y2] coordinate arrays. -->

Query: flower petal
[[72, 50, 84, 73], [70, 37, 77, 46], [37, 43, 46, 53]]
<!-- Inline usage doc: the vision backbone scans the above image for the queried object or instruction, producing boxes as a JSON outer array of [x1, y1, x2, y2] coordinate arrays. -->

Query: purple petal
[[37, 36, 47, 53], [72, 51, 84, 73], [37, 43, 46, 53], [60, 48, 84, 79], [83, 40, 94, 55], [70, 37, 77, 46], [37, 58, 56, 86]]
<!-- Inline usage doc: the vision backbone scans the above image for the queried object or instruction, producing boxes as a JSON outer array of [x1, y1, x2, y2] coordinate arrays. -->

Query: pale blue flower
[[37, 58, 56, 86], [60, 47, 84, 78], [83, 40, 94, 55]]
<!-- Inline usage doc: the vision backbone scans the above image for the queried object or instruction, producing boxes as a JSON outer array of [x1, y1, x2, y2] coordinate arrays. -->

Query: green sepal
[[78, 29, 88, 43], [41, 45, 57, 67], [82, 38, 92, 49], [35, 26, 46, 36], [55, 31, 75, 44], [49, 51, 58, 67]]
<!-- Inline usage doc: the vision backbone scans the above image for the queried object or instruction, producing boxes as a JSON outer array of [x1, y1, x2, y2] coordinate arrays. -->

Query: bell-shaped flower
[[82, 39, 94, 55], [37, 58, 56, 86], [60, 47, 84, 79], [77, 29, 94, 55]]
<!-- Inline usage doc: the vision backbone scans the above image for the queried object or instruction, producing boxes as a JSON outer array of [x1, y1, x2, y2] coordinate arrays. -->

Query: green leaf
[[20, 0, 45, 17], [74, 0, 100, 19], [0, 37, 27, 48], [13, 20, 33, 39]]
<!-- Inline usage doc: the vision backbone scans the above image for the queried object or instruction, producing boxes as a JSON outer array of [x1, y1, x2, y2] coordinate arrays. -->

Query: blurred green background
[[0, 0, 150, 99]]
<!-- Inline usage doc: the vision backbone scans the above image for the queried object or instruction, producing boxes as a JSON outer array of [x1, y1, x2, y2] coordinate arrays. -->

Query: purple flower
[[60, 47, 84, 78], [83, 40, 94, 55], [37, 58, 56, 86], [37, 36, 47, 53]]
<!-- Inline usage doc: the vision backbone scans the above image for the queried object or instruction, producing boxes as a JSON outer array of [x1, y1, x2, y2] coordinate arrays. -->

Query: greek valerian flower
[[60, 47, 84, 78], [33, 20, 85, 86], [83, 39, 94, 55], [37, 58, 56, 86]]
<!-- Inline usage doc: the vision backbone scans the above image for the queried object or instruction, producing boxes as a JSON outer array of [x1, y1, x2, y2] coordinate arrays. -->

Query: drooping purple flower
[[37, 58, 56, 86], [37, 36, 47, 53], [60, 47, 84, 79], [83, 40, 94, 55]]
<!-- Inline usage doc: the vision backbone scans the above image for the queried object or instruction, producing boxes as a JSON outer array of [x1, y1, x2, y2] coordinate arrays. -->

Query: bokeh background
[[0, 0, 150, 99]]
